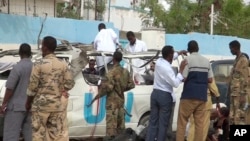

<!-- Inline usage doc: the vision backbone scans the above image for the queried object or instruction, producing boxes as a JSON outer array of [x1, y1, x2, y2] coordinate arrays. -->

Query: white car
[[0, 45, 233, 139]]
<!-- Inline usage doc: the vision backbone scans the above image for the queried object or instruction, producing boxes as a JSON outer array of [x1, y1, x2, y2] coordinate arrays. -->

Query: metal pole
[[54, 0, 56, 17], [33, 0, 36, 16], [95, 0, 97, 20], [210, 4, 214, 35], [7, 0, 10, 14], [108, 0, 111, 22], [25, 0, 27, 16], [80, 0, 84, 19], [87, 0, 89, 20]]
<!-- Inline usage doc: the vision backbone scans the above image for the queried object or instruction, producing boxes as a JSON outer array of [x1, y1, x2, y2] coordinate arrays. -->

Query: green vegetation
[[56, 0, 106, 20], [141, 0, 250, 39], [57, 1, 81, 19]]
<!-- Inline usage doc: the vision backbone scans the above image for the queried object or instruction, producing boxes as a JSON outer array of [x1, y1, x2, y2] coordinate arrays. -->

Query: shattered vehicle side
[[0, 44, 235, 139]]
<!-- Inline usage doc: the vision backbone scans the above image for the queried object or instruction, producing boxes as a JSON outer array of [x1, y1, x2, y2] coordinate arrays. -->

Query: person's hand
[[0, 103, 7, 114], [217, 107, 222, 118], [216, 102, 220, 111], [216, 97, 220, 110], [179, 59, 188, 73], [25, 102, 31, 112], [240, 95, 247, 107], [62, 91, 69, 98]]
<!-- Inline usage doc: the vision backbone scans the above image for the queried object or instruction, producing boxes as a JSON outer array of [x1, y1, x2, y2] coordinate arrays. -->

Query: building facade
[[81, 0, 147, 32], [0, 0, 66, 17], [0, 0, 148, 32]]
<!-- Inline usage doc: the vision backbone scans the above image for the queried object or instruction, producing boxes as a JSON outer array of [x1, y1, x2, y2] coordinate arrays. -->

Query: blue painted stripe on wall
[[0, 13, 119, 44], [166, 33, 250, 56], [1, 14, 250, 57]]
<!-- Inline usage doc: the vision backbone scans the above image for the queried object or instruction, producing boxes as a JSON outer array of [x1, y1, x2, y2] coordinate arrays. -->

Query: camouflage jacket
[[247, 61, 250, 103], [98, 64, 135, 108], [229, 53, 249, 96], [27, 54, 75, 112]]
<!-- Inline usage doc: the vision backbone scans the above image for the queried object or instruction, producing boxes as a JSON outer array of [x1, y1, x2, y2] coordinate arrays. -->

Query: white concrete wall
[[103, 7, 144, 32], [0, 0, 56, 17], [141, 28, 165, 50], [81, 6, 144, 32]]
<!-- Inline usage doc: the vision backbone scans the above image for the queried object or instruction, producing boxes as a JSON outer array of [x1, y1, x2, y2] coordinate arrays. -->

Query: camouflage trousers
[[230, 96, 247, 125], [106, 107, 125, 137], [246, 107, 250, 124], [61, 96, 69, 140], [31, 97, 68, 141], [247, 93, 250, 124]]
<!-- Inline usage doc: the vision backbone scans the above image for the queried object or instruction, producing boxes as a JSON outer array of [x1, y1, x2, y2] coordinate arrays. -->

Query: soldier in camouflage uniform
[[228, 40, 249, 125], [26, 36, 75, 141], [94, 51, 135, 140], [242, 53, 250, 124]]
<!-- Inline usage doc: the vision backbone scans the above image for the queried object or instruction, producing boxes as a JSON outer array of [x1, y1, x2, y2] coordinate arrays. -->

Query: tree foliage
[[141, 0, 250, 39], [57, 0, 81, 19], [57, 0, 106, 20]]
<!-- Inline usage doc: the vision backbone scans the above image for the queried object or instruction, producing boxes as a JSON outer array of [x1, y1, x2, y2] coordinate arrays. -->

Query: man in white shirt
[[125, 31, 147, 73], [94, 23, 119, 70], [146, 46, 187, 141]]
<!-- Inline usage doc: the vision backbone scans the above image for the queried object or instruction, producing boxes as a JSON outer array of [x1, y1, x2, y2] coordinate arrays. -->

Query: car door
[[211, 60, 234, 107]]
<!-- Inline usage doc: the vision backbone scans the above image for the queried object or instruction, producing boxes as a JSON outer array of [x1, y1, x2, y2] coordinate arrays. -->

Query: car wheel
[[138, 114, 150, 127]]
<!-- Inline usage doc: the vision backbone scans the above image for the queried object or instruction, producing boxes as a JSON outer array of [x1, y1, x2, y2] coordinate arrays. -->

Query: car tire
[[138, 114, 150, 127]]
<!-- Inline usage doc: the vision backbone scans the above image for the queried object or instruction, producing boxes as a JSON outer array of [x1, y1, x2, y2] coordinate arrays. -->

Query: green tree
[[141, 0, 250, 38], [95, 0, 106, 20], [165, 0, 199, 33], [56, 0, 106, 20], [215, 0, 246, 37], [140, 0, 167, 28], [57, 1, 81, 19]]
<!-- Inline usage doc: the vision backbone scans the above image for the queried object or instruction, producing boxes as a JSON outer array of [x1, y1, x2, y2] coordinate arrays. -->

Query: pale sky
[[159, 0, 250, 11], [245, 0, 250, 4], [114, 0, 250, 9]]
